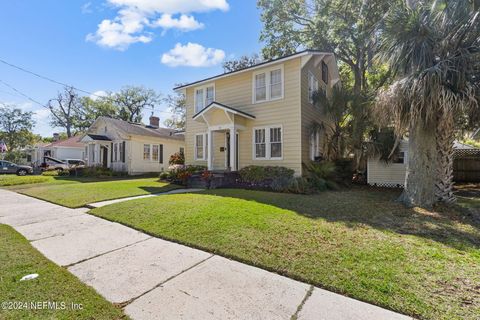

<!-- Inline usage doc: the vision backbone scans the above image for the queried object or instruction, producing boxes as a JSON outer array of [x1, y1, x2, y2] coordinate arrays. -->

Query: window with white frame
[[253, 66, 283, 103], [393, 151, 406, 164], [253, 126, 282, 159], [195, 133, 208, 160], [308, 71, 319, 104], [152, 144, 159, 161], [310, 128, 321, 160], [113, 143, 118, 162], [270, 127, 282, 158], [255, 73, 267, 102], [119, 142, 123, 162], [194, 84, 215, 113], [143, 144, 151, 160], [254, 128, 266, 158]]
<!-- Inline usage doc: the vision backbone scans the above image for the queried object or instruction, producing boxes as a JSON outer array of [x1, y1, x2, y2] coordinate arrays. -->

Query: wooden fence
[[453, 149, 480, 182]]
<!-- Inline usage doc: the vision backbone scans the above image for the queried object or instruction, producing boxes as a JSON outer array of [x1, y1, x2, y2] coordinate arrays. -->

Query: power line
[[0, 79, 49, 109], [0, 58, 173, 116], [0, 57, 105, 99]]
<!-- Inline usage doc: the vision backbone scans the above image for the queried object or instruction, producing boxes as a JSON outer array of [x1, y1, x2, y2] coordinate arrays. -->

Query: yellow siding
[[185, 58, 303, 174], [300, 56, 336, 167], [128, 136, 184, 175]]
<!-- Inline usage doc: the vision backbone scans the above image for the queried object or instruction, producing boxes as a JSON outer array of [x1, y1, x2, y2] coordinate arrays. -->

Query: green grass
[[90, 187, 480, 320], [5, 177, 179, 208], [0, 175, 54, 187], [0, 224, 126, 320]]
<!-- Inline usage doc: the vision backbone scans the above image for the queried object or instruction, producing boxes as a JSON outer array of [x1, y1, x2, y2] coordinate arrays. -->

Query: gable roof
[[95, 116, 184, 141], [46, 135, 85, 148], [192, 102, 256, 120], [174, 50, 332, 91]]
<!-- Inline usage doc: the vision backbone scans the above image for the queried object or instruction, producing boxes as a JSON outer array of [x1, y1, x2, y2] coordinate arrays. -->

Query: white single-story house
[[367, 140, 479, 187], [81, 116, 185, 175], [31, 134, 85, 166]]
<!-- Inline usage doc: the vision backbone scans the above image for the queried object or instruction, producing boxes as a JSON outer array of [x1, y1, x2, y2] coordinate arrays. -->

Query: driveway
[[0, 189, 413, 320]]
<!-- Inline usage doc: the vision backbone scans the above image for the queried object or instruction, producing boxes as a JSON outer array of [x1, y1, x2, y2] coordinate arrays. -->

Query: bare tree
[[47, 86, 80, 137]]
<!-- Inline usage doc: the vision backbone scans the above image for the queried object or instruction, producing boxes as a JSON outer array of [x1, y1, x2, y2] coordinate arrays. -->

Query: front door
[[102, 146, 108, 168], [225, 132, 239, 171]]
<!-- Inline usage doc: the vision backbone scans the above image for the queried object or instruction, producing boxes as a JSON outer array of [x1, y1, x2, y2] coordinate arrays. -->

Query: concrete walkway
[[86, 188, 204, 208], [0, 189, 413, 320]]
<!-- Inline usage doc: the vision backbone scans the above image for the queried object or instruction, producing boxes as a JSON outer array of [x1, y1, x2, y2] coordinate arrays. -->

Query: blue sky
[[0, 0, 262, 136]]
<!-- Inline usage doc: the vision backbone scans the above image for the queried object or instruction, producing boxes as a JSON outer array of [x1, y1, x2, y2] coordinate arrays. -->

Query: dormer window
[[194, 84, 215, 113]]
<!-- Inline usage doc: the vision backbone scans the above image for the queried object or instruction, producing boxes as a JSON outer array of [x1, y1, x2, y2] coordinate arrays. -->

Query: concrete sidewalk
[[0, 189, 413, 320], [86, 188, 204, 208]]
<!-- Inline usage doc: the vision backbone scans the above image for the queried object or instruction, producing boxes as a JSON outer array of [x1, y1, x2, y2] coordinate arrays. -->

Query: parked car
[[61, 159, 86, 168], [40, 157, 86, 172], [0, 160, 33, 176]]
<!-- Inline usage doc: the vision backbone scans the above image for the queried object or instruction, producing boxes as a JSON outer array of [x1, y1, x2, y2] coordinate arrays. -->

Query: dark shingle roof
[[86, 134, 111, 141], [99, 117, 184, 141]]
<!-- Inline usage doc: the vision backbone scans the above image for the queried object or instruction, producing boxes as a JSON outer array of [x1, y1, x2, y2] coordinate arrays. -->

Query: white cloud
[[86, 9, 152, 50], [90, 90, 108, 100], [107, 0, 229, 14], [153, 14, 204, 32], [81, 2, 93, 14], [87, 0, 228, 50], [161, 42, 225, 67]]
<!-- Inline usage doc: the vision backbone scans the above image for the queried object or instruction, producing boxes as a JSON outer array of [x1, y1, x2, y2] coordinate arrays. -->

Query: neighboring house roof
[[454, 141, 478, 150], [45, 136, 85, 149], [174, 50, 333, 91], [192, 102, 256, 120], [93, 117, 184, 141]]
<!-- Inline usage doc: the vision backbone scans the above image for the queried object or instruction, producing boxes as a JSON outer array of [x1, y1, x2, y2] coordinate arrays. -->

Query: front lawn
[[0, 224, 126, 320], [6, 177, 179, 208], [90, 187, 480, 320]]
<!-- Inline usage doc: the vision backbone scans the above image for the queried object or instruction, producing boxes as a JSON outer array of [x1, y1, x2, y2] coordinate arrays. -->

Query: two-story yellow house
[[175, 50, 340, 175]]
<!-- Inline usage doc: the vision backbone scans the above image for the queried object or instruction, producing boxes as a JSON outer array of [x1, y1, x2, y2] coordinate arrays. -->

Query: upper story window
[[308, 71, 319, 104], [253, 65, 284, 104], [194, 84, 215, 113], [321, 61, 329, 84]]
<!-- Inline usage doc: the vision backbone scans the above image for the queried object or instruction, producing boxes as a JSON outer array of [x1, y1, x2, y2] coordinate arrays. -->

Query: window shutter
[[122, 141, 126, 162], [159, 144, 164, 164], [110, 143, 113, 162]]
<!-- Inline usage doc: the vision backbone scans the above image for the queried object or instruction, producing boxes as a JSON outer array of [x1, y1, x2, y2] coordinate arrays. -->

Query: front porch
[[193, 102, 255, 171], [80, 134, 112, 168]]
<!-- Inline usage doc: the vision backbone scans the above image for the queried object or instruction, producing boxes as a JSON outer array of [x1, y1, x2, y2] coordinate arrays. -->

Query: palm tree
[[375, 0, 480, 208]]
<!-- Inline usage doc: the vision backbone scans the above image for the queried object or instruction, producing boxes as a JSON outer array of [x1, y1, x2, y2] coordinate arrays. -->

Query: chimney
[[149, 116, 160, 128], [53, 133, 60, 141]]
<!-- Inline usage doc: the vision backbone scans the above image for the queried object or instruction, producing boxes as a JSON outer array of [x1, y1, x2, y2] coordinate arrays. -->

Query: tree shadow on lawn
[[139, 184, 182, 194], [205, 186, 480, 252]]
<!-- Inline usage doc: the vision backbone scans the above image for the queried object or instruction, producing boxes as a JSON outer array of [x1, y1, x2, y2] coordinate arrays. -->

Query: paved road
[[0, 189, 413, 320]]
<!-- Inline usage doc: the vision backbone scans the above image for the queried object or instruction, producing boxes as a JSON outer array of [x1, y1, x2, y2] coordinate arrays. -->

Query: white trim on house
[[175, 51, 333, 92], [252, 64, 284, 104], [252, 125, 283, 160], [193, 83, 215, 113]]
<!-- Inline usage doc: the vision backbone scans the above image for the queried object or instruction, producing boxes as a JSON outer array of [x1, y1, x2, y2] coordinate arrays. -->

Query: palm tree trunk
[[435, 111, 456, 203], [398, 121, 437, 208]]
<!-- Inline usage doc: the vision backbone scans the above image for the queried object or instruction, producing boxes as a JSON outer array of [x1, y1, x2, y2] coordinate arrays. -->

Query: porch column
[[229, 126, 236, 171], [207, 129, 213, 170]]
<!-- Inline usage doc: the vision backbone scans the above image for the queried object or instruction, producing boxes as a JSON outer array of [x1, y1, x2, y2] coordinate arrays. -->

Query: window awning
[[80, 134, 112, 143]]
